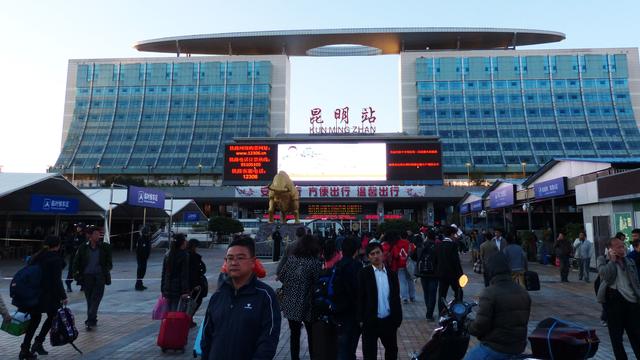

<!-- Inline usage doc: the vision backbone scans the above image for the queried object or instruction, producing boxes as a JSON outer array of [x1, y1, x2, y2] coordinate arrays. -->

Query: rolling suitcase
[[157, 299, 192, 353], [524, 270, 540, 291], [529, 318, 599, 359]]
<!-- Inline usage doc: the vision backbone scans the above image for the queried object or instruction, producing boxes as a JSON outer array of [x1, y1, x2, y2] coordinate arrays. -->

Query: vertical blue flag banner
[[127, 186, 165, 209]]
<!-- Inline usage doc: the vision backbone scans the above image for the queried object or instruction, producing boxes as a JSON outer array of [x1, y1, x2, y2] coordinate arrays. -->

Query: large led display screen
[[277, 143, 387, 181], [223, 144, 278, 182], [223, 140, 443, 184], [386, 142, 442, 181]]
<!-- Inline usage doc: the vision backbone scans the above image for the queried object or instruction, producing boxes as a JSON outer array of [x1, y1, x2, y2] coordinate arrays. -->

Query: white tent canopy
[[81, 189, 199, 218], [166, 199, 207, 222], [0, 173, 103, 215]]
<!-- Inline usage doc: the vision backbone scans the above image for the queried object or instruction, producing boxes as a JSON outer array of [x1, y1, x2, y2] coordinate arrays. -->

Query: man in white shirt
[[357, 242, 402, 360], [573, 231, 594, 282], [491, 229, 506, 252]]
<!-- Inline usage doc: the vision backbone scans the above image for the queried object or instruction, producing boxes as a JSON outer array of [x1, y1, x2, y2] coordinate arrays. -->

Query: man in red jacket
[[392, 232, 416, 303]]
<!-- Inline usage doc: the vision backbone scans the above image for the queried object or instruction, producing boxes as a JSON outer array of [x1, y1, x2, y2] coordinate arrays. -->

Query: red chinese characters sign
[[386, 142, 443, 182], [307, 204, 363, 216], [309, 106, 377, 135], [223, 144, 277, 183], [235, 185, 425, 198]]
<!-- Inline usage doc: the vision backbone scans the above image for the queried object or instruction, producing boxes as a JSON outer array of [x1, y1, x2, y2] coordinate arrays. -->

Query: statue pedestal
[[254, 222, 305, 258]]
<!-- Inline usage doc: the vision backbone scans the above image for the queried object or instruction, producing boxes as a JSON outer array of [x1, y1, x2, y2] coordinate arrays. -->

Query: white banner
[[234, 185, 426, 198]]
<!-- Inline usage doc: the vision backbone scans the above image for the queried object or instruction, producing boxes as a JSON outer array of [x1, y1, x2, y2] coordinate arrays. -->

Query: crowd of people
[[200, 224, 473, 359], [3, 220, 640, 360], [188, 224, 640, 359]]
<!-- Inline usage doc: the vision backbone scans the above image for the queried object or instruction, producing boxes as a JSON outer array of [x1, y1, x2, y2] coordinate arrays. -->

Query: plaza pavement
[[0, 246, 633, 359]]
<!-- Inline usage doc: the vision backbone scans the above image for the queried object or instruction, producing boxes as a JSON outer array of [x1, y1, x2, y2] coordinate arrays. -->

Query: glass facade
[[55, 60, 273, 174], [415, 54, 640, 173]]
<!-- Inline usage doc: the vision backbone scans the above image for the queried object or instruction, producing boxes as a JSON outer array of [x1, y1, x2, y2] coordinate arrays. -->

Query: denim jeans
[[398, 268, 416, 301], [464, 343, 517, 360], [578, 258, 591, 281], [336, 317, 360, 360], [420, 276, 438, 318]]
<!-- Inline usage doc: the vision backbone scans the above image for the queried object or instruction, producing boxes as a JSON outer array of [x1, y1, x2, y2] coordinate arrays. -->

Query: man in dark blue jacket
[[201, 236, 281, 360]]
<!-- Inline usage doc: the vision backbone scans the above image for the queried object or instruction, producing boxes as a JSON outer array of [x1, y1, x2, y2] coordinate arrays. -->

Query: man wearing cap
[[73, 226, 112, 330]]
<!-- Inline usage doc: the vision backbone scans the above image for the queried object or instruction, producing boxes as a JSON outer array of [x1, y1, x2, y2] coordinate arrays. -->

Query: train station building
[[49, 28, 640, 223]]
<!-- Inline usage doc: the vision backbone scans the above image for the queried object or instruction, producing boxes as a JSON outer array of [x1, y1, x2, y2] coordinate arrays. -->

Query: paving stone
[[0, 247, 630, 359]]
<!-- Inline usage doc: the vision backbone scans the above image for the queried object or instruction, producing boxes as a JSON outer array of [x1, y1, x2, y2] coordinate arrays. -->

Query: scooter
[[410, 298, 476, 360], [410, 275, 599, 360], [410, 275, 475, 360]]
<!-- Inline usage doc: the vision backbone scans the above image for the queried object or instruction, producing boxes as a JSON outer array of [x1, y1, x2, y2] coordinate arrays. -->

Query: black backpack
[[50, 307, 82, 354], [312, 267, 338, 320], [416, 242, 436, 277]]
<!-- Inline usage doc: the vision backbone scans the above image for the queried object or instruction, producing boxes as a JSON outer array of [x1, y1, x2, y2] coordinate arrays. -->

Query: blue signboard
[[127, 186, 165, 209], [30, 195, 79, 214], [184, 212, 200, 222], [459, 204, 470, 214], [534, 177, 566, 199], [490, 185, 515, 209], [470, 200, 483, 212]]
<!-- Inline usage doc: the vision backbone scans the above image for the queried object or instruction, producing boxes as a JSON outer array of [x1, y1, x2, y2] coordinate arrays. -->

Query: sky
[[1, 0, 639, 173]]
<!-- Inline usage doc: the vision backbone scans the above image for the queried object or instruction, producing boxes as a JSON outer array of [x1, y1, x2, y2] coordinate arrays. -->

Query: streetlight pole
[[465, 162, 471, 181], [521, 162, 527, 178], [198, 164, 203, 186], [95, 164, 101, 187], [146, 164, 151, 184]]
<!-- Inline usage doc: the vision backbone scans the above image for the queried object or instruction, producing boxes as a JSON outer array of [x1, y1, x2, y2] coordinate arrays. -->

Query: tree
[[104, 175, 146, 187], [208, 216, 244, 243], [469, 168, 488, 186], [562, 223, 584, 243]]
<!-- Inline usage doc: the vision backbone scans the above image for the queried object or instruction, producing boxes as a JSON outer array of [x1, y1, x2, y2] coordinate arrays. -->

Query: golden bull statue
[[268, 171, 300, 223]]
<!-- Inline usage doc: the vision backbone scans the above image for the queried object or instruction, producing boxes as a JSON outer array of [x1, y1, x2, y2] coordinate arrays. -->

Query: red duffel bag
[[529, 318, 599, 359]]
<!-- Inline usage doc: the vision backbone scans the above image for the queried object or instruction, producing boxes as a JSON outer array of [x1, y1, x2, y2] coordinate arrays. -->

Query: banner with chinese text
[[234, 185, 426, 198]]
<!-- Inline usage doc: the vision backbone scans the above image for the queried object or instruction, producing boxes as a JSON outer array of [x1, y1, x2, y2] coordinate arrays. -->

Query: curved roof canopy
[[134, 27, 565, 56]]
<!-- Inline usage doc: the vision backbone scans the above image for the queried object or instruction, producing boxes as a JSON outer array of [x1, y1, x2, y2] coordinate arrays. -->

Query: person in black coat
[[135, 224, 152, 291], [64, 223, 85, 292], [187, 239, 207, 319], [357, 242, 402, 360], [433, 225, 463, 316], [334, 236, 363, 360], [161, 234, 190, 311], [20, 236, 68, 360]]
